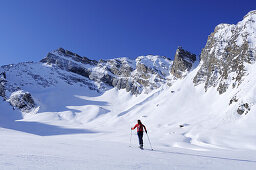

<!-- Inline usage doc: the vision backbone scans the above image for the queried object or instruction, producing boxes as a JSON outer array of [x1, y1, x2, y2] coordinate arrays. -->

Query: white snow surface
[[1, 58, 256, 169]]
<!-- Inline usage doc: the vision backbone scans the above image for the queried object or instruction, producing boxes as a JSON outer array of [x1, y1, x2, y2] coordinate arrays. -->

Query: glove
[[145, 130, 147, 133]]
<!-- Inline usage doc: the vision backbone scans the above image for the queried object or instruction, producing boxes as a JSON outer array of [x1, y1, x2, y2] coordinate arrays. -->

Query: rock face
[[237, 103, 250, 115], [0, 84, 4, 98], [41, 48, 98, 66], [171, 47, 197, 78], [109, 55, 173, 94], [8, 90, 36, 112], [41, 48, 97, 79], [0, 72, 6, 98], [193, 10, 256, 94], [97, 57, 138, 94]]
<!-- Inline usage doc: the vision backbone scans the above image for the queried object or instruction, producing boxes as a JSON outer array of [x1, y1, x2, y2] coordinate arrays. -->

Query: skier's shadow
[[146, 149, 256, 163]]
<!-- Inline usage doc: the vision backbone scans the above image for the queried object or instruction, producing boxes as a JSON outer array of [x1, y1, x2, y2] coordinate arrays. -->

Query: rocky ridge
[[41, 48, 190, 95]]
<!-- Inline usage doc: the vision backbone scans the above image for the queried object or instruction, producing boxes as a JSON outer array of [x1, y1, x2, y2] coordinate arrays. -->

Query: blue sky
[[0, 0, 255, 66]]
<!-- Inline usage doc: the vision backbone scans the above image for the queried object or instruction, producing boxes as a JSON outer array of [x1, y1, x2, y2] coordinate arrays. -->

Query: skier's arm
[[143, 125, 147, 133], [131, 124, 138, 130]]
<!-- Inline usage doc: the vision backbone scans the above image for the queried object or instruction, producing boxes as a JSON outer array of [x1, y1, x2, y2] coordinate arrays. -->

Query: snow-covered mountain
[[1, 10, 256, 169], [194, 10, 256, 93], [0, 45, 196, 113]]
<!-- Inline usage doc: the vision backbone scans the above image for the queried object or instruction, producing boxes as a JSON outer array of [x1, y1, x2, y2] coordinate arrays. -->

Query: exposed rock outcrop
[[171, 47, 197, 78], [237, 103, 250, 115], [7, 90, 36, 112]]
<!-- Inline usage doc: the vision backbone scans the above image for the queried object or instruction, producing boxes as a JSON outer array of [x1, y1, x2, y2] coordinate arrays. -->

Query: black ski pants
[[137, 131, 143, 146]]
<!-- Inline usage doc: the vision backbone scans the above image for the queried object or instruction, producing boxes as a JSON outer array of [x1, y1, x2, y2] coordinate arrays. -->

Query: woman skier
[[131, 120, 147, 149]]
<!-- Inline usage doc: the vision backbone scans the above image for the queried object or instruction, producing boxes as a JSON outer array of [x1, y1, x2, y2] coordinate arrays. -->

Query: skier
[[131, 120, 147, 149]]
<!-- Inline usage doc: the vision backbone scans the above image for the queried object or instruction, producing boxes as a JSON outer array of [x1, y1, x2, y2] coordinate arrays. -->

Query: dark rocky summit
[[41, 48, 97, 79], [171, 47, 197, 78], [41, 48, 98, 66]]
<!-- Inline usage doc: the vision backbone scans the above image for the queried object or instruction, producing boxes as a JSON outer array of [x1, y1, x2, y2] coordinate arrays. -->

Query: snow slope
[[12, 61, 254, 150], [0, 84, 256, 170]]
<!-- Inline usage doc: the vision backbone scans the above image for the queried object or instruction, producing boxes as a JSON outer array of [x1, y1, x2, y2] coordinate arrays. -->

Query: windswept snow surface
[[0, 130, 256, 170], [1, 62, 256, 169]]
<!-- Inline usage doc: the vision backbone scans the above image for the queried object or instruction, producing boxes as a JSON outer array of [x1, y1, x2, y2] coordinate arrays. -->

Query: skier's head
[[138, 120, 142, 124]]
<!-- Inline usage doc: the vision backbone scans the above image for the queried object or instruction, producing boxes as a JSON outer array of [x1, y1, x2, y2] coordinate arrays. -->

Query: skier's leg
[[138, 132, 143, 148], [137, 133, 141, 146], [141, 132, 143, 147]]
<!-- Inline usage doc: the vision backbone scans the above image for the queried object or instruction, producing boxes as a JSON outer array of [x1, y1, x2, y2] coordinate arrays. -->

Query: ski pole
[[129, 128, 132, 147], [146, 132, 153, 150]]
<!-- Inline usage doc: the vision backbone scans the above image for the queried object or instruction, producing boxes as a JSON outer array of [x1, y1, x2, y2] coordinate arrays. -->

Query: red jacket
[[132, 123, 147, 132]]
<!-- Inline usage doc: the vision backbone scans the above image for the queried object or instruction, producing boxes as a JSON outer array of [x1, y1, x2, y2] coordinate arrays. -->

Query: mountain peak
[[41, 48, 98, 66], [53, 48, 81, 58]]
